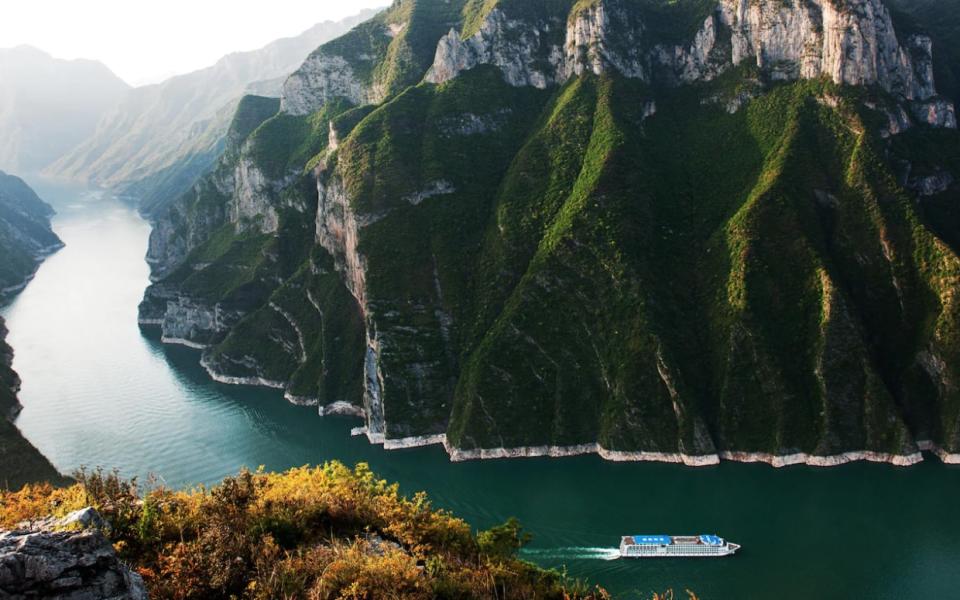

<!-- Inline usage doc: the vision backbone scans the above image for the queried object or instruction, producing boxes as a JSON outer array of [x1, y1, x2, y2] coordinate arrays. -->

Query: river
[[3, 181, 960, 599]]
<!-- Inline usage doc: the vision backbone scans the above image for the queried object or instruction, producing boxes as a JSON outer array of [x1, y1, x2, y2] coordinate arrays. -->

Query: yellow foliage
[[0, 462, 612, 600]]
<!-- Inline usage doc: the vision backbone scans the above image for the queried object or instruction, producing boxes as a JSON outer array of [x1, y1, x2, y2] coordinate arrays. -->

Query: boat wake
[[520, 547, 621, 561]]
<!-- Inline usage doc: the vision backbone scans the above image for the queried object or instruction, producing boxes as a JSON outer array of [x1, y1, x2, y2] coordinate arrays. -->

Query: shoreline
[[345, 426, 948, 468], [156, 336, 960, 469], [199, 354, 286, 390], [146, 331, 369, 417], [0, 243, 65, 302]]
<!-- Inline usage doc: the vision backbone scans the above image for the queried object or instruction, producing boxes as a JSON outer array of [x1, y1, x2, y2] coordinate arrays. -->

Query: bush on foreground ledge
[[0, 462, 631, 599]]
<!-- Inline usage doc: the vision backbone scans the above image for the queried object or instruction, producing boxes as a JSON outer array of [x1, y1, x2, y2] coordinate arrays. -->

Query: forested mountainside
[[0, 46, 129, 174], [141, 0, 960, 465], [0, 171, 62, 299], [0, 316, 69, 489], [48, 10, 381, 217]]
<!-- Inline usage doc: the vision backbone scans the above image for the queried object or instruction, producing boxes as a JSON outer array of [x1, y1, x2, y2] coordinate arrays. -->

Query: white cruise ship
[[619, 534, 740, 558]]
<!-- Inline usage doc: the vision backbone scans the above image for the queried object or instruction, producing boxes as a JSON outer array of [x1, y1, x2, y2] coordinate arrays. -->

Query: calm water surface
[[4, 181, 960, 599]]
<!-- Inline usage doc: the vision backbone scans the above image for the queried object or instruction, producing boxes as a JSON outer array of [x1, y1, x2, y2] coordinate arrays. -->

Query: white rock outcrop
[[424, 0, 955, 128], [281, 54, 370, 116], [719, 0, 923, 96], [232, 156, 280, 234], [426, 9, 565, 89], [563, 0, 645, 80]]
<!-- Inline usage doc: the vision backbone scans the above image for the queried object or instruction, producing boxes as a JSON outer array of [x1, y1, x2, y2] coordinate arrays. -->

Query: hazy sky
[[1, 0, 388, 86]]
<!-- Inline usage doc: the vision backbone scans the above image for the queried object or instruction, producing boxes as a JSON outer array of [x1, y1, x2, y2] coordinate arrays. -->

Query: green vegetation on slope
[[146, 0, 960, 458], [0, 171, 62, 298]]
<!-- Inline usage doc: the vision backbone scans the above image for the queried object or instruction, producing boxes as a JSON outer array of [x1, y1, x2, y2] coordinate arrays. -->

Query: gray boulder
[[0, 511, 147, 600]]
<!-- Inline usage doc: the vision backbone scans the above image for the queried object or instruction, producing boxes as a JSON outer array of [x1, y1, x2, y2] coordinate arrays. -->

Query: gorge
[[4, 0, 960, 597], [2, 182, 959, 598]]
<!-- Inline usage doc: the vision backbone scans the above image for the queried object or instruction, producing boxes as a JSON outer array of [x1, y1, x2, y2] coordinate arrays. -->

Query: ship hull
[[619, 535, 740, 558]]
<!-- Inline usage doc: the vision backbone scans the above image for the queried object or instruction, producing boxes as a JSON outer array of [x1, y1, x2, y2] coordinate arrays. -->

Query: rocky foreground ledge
[[0, 508, 147, 600]]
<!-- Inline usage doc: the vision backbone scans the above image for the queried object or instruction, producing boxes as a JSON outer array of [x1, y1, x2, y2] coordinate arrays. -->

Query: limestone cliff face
[[281, 55, 373, 116], [562, 0, 646, 80], [424, 0, 955, 128], [231, 155, 282, 234], [313, 158, 388, 440], [714, 0, 953, 125], [141, 106, 296, 349], [719, 0, 920, 91], [426, 9, 567, 89], [146, 149, 284, 282], [316, 169, 368, 307], [145, 180, 229, 282]]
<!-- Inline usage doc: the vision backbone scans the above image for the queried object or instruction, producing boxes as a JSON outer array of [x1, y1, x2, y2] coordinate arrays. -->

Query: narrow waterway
[[4, 181, 960, 599]]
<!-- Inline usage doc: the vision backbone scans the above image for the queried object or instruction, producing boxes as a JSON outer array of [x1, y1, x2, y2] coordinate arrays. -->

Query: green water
[[4, 182, 960, 599]]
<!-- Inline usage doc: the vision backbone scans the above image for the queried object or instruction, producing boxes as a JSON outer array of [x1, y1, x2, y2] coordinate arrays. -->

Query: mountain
[[47, 9, 382, 216], [0, 46, 130, 174], [141, 0, 960, 466], [0, 171, 63, 299]]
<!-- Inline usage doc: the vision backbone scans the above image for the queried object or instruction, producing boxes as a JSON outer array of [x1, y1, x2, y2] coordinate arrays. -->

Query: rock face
[[719, 0, 923, 93], [423, 0, 956, 128], [0, 516, 147, 600], [281, 55, 372, 116], [425, 9, 567, 89], [714, 0, 955, 125]]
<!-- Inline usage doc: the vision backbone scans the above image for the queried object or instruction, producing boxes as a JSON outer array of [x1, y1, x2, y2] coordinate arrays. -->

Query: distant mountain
[[0, 171, 62, 299], [0, 46, 130, 175], [48, 9, 382, 215]]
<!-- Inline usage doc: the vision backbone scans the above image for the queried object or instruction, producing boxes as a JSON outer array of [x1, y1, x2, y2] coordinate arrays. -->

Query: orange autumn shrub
[[0, 462, 611, 600]]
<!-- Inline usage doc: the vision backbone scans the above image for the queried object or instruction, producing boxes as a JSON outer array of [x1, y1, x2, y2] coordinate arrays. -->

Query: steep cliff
[[0, 172, 63, 300], [143, 0, 960, 465]]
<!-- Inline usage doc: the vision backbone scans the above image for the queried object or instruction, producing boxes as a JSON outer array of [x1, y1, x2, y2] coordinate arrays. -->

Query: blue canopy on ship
[[699, 534, 724, 546], [631, 535, 672, 545]]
